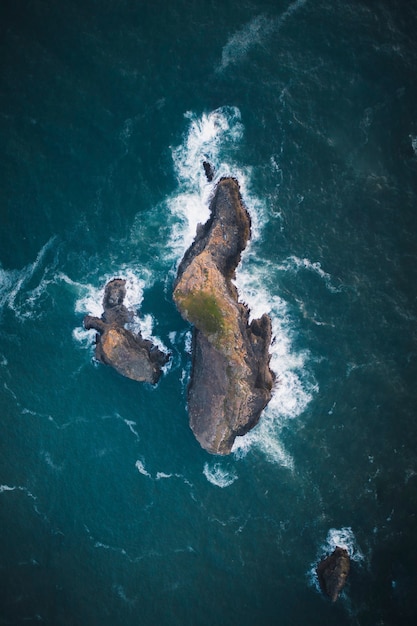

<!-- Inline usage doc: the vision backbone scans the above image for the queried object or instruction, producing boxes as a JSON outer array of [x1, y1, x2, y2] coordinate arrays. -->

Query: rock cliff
[[173, 177, 275, 454], [84, 278, 169, 384]]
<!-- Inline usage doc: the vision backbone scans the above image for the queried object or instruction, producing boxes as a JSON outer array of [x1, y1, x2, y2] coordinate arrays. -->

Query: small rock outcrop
[[84, 278, 169, 384], [316, 547, 351, 602], [173, 177, 275, 455], [203, 160, 215, 182]]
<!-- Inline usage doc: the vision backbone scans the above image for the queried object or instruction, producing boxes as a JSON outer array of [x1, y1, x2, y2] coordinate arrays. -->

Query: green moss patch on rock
[[175, 288, 225, 336]]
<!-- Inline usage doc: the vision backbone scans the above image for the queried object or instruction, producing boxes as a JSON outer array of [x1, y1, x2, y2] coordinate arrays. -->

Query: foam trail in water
[[277, 255, 342, 293], [155, 472, 173, 480], [217, 14, 275, 73], [411, 134, 417, 156], [216, 0, 308, 73], [280, 0, 308, 22], [203, 462, 238, 488], [134, 461, 194, 491], [135, 460, 152, 478], [113, 584, 137, 607], [0, 236, 58, 321], [0, 484, 16, 493]]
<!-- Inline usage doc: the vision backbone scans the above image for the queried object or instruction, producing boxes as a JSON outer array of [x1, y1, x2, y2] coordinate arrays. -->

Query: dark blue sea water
[[1, 1, 417, 624]]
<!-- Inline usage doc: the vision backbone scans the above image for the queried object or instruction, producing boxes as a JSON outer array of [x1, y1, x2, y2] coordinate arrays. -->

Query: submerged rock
[[173, 177, 275, 455], [316, 547, 351, 602], [84, 278, 169, 384]]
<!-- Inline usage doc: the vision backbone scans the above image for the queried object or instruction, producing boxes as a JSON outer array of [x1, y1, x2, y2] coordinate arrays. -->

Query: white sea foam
[[0, 236, 58, 321], [166, 107, 266, 266], [123, 419, 140, 439], [280, 0, 308, 22], [411, 134, 417, 156], [72, 268, 147, 319], [217, 14, 274, 73], [69, 267, 168, 354], [0, 484, 16, 493], [113, 584, 137, 607], [232, 257, 316, 467], [203, 462, 238, 488], [216, 0, 307, 73], [167, 107, 257, 259], [277, 255, 342, 293], [135, 462, 193, 488], [135, 459, 152, 478], [184, 331, 192, 354], [323, 527, 364, 562], [41, 451, 63, 471]]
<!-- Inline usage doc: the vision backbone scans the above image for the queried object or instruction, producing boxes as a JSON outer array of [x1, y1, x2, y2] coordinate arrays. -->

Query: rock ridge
[[173, 176, 275, 454]]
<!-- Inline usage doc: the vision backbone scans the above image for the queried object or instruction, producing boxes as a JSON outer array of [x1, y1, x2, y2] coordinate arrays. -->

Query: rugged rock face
[[173, 177, 275, 455], [84, 278, 169, 384], [316, 547, 351, 602]]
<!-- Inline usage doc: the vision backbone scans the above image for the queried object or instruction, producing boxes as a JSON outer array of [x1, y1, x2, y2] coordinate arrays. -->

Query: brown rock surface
[[316, 547, 351, 602], [84, 278, 169, 384], [173, 177, 275, 454]]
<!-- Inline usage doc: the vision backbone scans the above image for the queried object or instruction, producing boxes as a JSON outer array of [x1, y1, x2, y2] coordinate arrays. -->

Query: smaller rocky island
[[84, 278, 169, 384], [316, 547, 351, 602], [174, 176, 275, 455]]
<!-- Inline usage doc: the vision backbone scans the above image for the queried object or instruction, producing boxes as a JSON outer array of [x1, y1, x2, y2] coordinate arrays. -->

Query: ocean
[[1, 0, 417, 624]]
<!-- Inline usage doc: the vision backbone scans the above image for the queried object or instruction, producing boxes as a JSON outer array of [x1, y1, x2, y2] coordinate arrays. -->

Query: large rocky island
[[84, 278, 169, 384], [173, 176, 275, 454]]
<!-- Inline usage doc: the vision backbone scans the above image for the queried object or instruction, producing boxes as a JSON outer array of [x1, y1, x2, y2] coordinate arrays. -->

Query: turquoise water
[[1, 1, 417, 624]]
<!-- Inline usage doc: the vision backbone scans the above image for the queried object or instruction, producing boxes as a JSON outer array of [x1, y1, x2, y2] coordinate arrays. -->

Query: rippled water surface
[[1, 1, 417, 624]]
